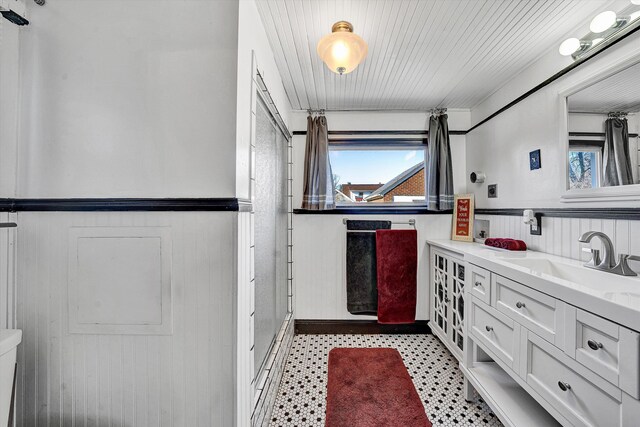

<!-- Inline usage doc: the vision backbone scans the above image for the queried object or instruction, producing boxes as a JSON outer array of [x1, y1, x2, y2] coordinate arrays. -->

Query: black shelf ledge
[[0, 198, 253, 212], [476, 208, 640, 221], [293, 207, 452, 215], [293, 207, 640, 220]]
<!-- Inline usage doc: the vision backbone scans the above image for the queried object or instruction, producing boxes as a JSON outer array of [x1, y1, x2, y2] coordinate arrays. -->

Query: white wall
[[0, 18, 19, 198], [15, 212, 236, 427], [236, 0, 292, 200], [17, 0, 239, 198], [466, 29, 640, 208], [290, 110, 469, 320]]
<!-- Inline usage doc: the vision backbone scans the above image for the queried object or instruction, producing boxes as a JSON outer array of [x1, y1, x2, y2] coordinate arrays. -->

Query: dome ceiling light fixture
[[558, 3, 640, 60], [317, 21, 368, 75]]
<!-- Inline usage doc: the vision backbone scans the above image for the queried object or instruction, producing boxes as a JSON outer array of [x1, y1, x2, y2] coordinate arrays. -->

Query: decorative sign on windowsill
[[451, 194, 474, 242]]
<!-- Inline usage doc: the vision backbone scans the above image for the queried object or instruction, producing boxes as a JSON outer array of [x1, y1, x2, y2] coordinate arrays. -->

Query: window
[[568, 147, 601, 190], [329, 141, 427, 205]]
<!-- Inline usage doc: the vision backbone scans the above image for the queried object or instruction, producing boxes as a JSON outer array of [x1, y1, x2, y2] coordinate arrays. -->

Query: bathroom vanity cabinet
[[427, 240, 640, 427], [429, 248, 466, 361]]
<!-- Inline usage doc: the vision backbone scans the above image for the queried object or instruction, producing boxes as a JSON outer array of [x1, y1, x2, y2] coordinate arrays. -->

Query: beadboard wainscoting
[[477, 214, 640, 267], [292, 214, 453, 320], [238, 211, 254, 427], [15, 212, 236, 427], [0, 212, 17, 330]]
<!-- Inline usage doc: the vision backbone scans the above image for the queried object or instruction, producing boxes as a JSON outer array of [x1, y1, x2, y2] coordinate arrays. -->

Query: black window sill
[[293, 207, 453, 215]]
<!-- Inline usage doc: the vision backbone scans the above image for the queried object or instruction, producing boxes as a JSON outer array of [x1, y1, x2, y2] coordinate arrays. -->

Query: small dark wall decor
[[529, 149, 541, 170]]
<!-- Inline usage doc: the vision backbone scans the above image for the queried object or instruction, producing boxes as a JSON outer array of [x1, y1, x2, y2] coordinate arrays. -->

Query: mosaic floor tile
[[269, 334, 502, 427]]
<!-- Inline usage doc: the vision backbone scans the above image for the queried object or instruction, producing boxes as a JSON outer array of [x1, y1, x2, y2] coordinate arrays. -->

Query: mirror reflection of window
[[566, 60, 640, 190], [568, 148, 600, 190]]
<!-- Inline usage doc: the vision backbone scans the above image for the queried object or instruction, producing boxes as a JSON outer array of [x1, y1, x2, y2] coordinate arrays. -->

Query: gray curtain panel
[[301, 115, 336, 210], [603, 117, 633, 187], [426, 114, 454, 211]]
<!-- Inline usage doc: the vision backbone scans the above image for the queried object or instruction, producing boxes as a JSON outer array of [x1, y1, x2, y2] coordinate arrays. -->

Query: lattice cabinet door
[[431, 250, 450, 343], [450, 259, 465, 360], [430, 248, 466, 363]]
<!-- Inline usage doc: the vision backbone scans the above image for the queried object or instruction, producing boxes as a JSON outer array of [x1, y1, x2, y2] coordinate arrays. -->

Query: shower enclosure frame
[[246, 59, 294, 423]]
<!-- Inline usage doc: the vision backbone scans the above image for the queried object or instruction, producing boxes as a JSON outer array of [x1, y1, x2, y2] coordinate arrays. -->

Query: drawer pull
[[587, 339, 603, 350], [474, 281, 482, 287], [515, 301, 525, 309], [485, 325, 493, 332], [557, 381, 571, 392]]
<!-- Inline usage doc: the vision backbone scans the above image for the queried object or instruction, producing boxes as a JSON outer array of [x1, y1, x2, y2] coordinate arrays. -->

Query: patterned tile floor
[[269, 334, 503, 427]]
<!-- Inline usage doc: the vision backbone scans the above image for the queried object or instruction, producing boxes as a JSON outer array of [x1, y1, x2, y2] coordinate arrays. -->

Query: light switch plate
[[529, 149, 542, 170]]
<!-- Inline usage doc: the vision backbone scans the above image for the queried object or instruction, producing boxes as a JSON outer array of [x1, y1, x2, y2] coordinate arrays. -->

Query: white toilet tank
[[0, 330, 21, 427]]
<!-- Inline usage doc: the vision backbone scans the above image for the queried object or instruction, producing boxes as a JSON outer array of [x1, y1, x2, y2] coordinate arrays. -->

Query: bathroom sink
[[500, 257, 640, 292]]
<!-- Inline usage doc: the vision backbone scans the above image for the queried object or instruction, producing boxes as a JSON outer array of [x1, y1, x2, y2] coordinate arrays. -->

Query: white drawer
[[520, 330, 623, 427], [469, 297, 520, 370], [565, 306, 640, 399], [492, 274, 564, 346], [469, 264, 490, 305]]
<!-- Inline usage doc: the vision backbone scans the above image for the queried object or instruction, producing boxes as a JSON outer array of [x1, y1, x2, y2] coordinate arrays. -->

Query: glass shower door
[[253, 94, 288, 379]]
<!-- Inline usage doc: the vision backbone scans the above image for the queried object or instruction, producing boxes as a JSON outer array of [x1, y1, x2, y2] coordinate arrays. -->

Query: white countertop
[[427, 239, 640, 332]]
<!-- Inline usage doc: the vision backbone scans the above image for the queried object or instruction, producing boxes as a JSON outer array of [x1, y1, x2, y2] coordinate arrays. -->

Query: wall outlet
[[488, 184, 498, 198], [530, 214, 542, 236], [474, 219, 490, 241]]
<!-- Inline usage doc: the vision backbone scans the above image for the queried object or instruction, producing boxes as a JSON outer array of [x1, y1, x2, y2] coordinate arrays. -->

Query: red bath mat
[[325, 348, 432, 427]]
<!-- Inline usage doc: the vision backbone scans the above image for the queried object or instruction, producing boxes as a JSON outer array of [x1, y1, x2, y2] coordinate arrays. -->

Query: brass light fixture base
[[331, 21, 354, 33]]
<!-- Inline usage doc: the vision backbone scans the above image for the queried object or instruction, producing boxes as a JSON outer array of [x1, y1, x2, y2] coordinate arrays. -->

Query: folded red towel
[[485, 238, 527, 251], [484, 238, 499, 247]]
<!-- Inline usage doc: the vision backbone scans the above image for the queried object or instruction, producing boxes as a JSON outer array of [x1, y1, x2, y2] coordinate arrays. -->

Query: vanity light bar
[[559, 4, 640, 60]]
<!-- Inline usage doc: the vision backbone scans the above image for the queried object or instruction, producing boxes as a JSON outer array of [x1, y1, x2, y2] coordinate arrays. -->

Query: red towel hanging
[[375, 229, 418, 324]]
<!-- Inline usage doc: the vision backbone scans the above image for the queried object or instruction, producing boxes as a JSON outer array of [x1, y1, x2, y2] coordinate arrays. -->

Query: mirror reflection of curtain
[[603, 116, 633, 186]]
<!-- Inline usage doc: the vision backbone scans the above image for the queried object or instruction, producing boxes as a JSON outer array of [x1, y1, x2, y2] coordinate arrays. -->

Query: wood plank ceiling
[[569, 61, 640, 114], [256, 0, 611, 111]]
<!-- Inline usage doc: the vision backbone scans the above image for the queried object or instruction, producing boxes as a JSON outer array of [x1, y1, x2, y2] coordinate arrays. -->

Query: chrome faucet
[[611, 254, 640, 276], [579, 231, 640, 276], [579, 231, 615, 270]]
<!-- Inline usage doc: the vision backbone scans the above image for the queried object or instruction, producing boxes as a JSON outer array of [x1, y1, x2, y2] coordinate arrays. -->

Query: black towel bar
[[342, 218, 415, 228]]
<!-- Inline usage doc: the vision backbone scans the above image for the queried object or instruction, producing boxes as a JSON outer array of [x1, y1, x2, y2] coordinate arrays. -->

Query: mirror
[[566, 61, 640, 191]]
